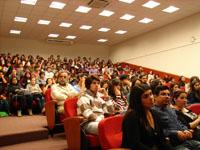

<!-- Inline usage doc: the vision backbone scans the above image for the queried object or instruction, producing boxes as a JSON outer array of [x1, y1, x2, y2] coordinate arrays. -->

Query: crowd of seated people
[[2, 53, 200, 149]]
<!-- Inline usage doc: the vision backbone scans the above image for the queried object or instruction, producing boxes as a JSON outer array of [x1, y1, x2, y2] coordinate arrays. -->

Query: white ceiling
[[0, 0, 200, 46]]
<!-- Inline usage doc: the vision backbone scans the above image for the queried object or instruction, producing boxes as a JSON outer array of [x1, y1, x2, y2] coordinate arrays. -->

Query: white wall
[[0, 37, 110, 60], [110, 12, 200, 77]]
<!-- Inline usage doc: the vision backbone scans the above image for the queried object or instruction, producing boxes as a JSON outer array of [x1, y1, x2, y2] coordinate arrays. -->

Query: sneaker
[[28, 109, 33, 116], [17, 110, 22, 117]]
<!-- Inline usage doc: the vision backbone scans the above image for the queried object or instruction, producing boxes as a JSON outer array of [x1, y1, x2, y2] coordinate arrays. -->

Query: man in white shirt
[[51, 71, 78, 114], [77, 75, 115, 135]]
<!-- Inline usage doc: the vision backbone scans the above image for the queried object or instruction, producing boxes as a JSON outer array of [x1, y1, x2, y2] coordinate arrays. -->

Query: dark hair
[[129, 84, 151, 111], [108, 78, 121, 98], [150, 79, 162, 94], [128, 84, 151, 127], [171, 90, 187, 105], [100, 80, 109, 88], [120, 74, 129, 80], [85, 75, 100, 89], [154, 85, 170, 96]]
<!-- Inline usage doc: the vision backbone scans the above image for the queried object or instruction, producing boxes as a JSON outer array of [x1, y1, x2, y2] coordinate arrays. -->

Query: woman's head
[[108, 78, 121, 97], [190, 79, 200, 92], [172, 90, 187, 108], [129, 84, 153, 111]]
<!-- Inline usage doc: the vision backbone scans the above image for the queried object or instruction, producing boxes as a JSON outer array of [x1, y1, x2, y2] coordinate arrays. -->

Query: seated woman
[[171, 90, 200, 140], [7, 77, 33, 116], [26, 77, 44, 113], [187, 78, 200, 104], [108, 78, 128, 114], [122, 84, 173, 150]]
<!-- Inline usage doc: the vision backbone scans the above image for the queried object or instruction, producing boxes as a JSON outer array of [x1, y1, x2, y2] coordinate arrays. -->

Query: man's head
[[154, 85, 171, 108], [57, 71, 68, 86], [85, 75, 100, 94], [120, 74, 130, 86], [139, 74, 148, 84]]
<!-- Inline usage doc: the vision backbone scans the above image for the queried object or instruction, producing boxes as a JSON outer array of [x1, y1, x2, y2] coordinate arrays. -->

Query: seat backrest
[[187, 103, 200, 114], [64, 97, 78, 117], [45, 88, 52, 102], [98, 115, 123, 150]]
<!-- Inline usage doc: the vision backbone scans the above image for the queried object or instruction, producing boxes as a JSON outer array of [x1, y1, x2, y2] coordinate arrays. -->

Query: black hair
[[154, 85, 170, 96], [85, 75, 100, 89], [120, 74, 129, 80], [108, 78, 121, 98], [171, 90, 187, 105], [128, 84, 151, 128]]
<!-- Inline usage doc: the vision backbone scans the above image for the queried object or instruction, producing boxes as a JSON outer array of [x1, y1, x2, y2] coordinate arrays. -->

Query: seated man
[[77, 75, 115, 135], [51, 71, 79, 114], [152, 85, 200, 150]]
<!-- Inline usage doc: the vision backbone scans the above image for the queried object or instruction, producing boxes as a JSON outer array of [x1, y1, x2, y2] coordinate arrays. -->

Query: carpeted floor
[[0, 115, 49, 146], [0, 115, 47, 136], [0, 133, 68, 150]]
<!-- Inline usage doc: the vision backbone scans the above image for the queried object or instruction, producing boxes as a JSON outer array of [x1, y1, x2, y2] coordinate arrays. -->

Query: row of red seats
[[44, 88, 126, 150]]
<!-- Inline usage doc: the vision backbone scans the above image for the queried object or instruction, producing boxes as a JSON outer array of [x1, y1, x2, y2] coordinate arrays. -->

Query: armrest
[[45, 100, 56, 129], [109, 148, 131, 150], [63, 116, 84, 150]]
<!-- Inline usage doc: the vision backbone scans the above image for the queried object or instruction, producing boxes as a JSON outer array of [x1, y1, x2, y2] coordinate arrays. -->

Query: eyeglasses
[[59, 76, 67, 78]]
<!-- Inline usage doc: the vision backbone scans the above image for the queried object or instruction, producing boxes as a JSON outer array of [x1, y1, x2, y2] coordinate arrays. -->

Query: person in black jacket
[[122, 84, 173, 150]]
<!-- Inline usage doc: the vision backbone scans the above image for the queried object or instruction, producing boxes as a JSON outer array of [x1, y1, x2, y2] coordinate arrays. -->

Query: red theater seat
[[63, 97, 100, 150], [187, 103, 200, 115], [44, 88, 65, 136], [98, 115, 123, 150]]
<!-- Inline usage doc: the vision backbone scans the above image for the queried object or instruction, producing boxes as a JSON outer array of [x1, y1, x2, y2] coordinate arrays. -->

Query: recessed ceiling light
[[118, 0, 135, 4], [10, 30, 21, 34], [14, 17, 27, 22], [75, 6, 91, 13], [65, 35, 76, 39], [142, 0, 160, 9], [98, 28, 110, 32], [38, 20, 50, 25], [139, 18, 153, 24], [21, 0, 37, 5], [162, 6, 179, 13], [99, 10, 114, 17], [49, 1, 66, 9], [120, 14, 135, 20], [115, 30, 127, 34], [59, 22, 72, 27], [48, 34, 59, 38], [80, 25, 92, 30], [97, 39, 108, 42]]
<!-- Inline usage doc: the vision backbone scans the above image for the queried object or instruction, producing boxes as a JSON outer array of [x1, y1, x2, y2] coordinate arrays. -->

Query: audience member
[[77, 75, 115, 135], [122, 84, 173, 150]]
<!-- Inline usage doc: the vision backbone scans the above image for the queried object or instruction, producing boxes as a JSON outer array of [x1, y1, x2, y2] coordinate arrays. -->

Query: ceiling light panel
[[162, 6, 180, 13], [98, 39, 108, 42], [48, 34, 59, 38], [10, 30, 21, 34], [80, 25, 92, 30], [49, 1, 66, 9], [115, 30, 127, 34], [38, 20, 50, 25], [118, 0, 135, 4], [99, 10, 114, 17], [98, 28, 110, 32], [139, 18, 153, 24], [75, 6, 91, 13], [65, 35, 76, 39], [21, 0, 37, 5], [120, 14, 135, 20], [59, 22, 72, 27], [14, 17, 27, 22], [142, 0, 160, 9]]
